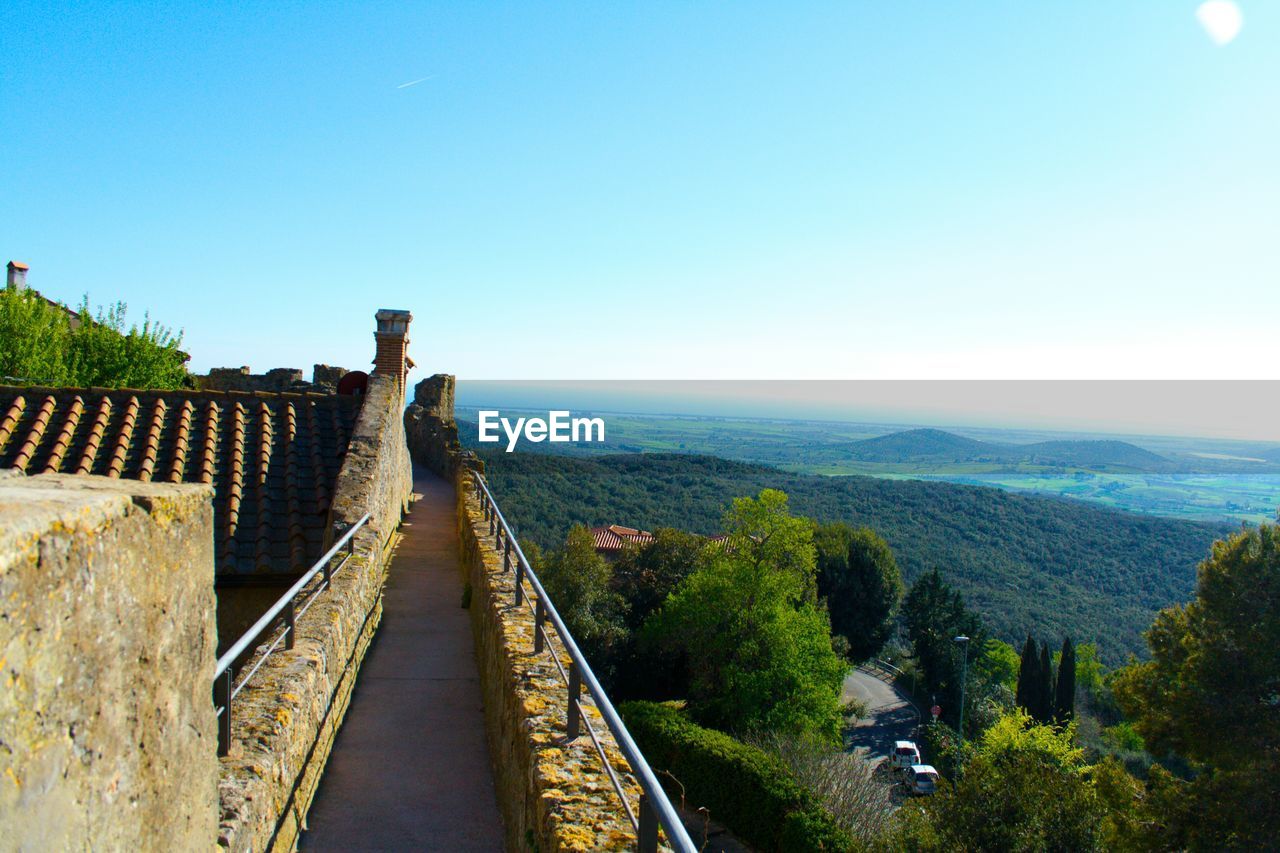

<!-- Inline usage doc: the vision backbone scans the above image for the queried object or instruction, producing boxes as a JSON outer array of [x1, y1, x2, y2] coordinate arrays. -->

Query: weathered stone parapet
[[457, 476, 648, 852], [216, 371, 412, 852], [0, 473, 218, 850], [196, 364, 349, 394], [331, 372, 413, 551], [406, 373, 479, 480]]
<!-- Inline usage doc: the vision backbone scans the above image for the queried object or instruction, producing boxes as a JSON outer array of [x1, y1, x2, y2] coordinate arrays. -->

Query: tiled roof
[[591, 524, 656, 553], [0, 385, 361, 576], [591, 524, 731, 555]]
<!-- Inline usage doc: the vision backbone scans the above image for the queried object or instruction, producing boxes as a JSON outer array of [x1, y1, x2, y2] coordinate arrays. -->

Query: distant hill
[[479, 451, 1228, 662], [844, 428, 997, 462], [1019, 439, 1171, 470], [845, 428, 1171, 471]]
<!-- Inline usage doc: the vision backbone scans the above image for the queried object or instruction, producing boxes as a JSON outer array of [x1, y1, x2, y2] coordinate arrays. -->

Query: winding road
[[842, 667, 921, 765]]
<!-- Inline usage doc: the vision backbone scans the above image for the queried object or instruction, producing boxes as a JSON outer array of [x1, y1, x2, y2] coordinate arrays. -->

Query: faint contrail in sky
[[396, 76, 435, 89]]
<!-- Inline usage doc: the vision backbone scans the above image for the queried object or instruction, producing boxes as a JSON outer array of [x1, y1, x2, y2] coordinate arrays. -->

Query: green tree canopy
[[1111, 523, 1280, 847], [903, 567, 986, 730], [612, 527, 705, 631], [815, 522, 903, 662], [645, 490, 846, 740], [891, 709, 1104, 852], [535, 524, 625, 672], [0, 288, 188, 389]]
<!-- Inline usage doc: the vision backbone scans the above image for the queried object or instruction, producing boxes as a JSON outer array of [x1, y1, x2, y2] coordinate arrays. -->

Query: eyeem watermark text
[[477, 410, 606, 452]]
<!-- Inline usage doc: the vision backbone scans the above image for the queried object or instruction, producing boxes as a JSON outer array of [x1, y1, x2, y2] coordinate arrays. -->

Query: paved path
[[842, 668, 920, 765], [300, 470, 504, 851]]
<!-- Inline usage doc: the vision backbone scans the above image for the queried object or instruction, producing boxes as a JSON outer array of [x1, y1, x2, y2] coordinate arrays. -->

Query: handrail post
[[215, 670, 232, 757], [515, 559, 525, 606], [534, 598, 546, 654], [638, 794, 659, 853], [284, 600, 296, 651], [567, 660, 581, 739], [503, 539, 512, 572]]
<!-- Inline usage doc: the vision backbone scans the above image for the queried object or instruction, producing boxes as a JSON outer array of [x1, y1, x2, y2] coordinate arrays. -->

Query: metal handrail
[[472, 473, 695, 853], [212, 512, 372, 756]]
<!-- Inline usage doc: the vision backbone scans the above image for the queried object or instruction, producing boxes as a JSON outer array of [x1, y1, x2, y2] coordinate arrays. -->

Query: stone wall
[[456, 478, 648, 851], [404, 373, 467, 479], [216, 371, 412, 852], [196, 364, 348, 394], [0, 472, 218, 850], [405, 378, 647, 847]]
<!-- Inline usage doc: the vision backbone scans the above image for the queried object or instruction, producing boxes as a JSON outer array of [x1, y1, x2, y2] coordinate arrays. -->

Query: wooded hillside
[[479, 451, 1228, 660]]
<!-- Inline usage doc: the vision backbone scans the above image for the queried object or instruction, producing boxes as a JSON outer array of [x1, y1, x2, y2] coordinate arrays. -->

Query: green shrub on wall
[[619, 700, 855, 852]]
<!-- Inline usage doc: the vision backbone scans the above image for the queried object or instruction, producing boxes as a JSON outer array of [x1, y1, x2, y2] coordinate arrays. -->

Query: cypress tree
[[1016, 634, 1037, 713], [1038, 641, 1055, 722], [1055, 637, 1076, 722]]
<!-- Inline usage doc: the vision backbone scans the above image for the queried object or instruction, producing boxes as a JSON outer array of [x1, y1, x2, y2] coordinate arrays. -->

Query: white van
[[904, 764, 940, 795], [890, 740, 921, 770]]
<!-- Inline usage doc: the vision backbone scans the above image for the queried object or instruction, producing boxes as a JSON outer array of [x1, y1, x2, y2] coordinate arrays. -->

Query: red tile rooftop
[[0, 384, 361, 577], [591, 524, 656, 552]]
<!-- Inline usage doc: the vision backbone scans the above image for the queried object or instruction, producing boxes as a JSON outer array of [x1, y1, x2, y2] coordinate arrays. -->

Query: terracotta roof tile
[[591, 524, 656, 553], [0, 385, 362, 576]]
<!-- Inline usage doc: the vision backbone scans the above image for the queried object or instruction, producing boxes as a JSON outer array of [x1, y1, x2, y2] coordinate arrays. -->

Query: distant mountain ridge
[[846, 428, 1172, 470]]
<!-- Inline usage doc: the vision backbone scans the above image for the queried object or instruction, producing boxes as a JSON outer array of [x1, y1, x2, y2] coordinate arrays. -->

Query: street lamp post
[[954, 635, 971, 775]]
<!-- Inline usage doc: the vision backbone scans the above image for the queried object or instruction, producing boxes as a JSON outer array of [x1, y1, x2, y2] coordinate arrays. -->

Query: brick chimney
[[6, 261, 29, 291], [372, 309, 413, 390]]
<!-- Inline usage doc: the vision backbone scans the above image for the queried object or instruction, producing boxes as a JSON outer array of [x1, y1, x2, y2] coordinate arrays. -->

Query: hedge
[[619, 701, 855, 852]]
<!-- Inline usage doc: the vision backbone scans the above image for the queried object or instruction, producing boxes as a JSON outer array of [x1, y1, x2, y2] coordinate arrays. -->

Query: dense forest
[[477, 451, 1230, 660]]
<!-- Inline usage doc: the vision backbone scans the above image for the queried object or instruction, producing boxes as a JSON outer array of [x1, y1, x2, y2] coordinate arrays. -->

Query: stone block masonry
[[404, 373, 465, 479], [215, 371, 413, 852], [457, 476, 652, 851], [0, 472, 218, 850]]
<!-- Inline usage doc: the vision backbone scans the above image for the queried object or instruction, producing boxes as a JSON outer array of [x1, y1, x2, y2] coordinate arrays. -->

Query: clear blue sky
[[2, 2, 1275, 383]]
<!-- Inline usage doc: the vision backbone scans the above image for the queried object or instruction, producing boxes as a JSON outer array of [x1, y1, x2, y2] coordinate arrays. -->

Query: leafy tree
[[607, 528, 706, 699], [890, 709, 1104, 852], [644, 490, 846, 740], [0, 288, 187, 389], [974, 638, 1020, 692], [66, 300, 188, 389], [902, 567, 986, 729], [1112, 524, 1280, 847], [814, 522, 903, 662], [1073, 642, 1105, 696], [0, 286, 70, 384], [1055, 637, 1076, 722], [965, 638, 1020, 733], [612, 527, 705, 631], [535, 524, 625, 674]]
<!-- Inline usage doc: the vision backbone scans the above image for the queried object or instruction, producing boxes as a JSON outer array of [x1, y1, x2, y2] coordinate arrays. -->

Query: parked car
[[904, 764, 940, 795], [890, 740, 921, 770]]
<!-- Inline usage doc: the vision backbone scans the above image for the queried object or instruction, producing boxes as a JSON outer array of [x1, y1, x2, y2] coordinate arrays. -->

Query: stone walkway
[[300, 470, 504, 851]]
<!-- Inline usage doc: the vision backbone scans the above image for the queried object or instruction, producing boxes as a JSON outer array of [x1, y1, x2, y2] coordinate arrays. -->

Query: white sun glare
[[1196, 1, 1244, 45]]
